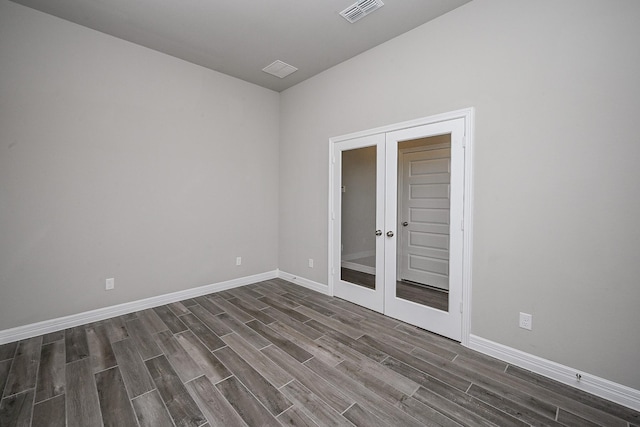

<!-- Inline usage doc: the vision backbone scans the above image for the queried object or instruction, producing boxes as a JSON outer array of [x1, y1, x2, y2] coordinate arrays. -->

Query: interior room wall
[[341, 146, 377, 264], [279, 0, 640, 390], [0, 0, 280, 330]]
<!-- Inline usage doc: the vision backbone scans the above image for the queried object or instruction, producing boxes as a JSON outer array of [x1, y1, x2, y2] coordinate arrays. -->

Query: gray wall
[[341, 146, 376, 262], [279, 0, 640, 389], [0, 1, 280, 329]]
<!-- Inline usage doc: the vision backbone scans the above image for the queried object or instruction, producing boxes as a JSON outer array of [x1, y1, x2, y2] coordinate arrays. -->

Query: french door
[[331, 117, 466, 341]]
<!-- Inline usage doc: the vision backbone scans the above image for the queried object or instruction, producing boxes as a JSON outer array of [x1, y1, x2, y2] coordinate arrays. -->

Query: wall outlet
[[519, 312, 532, 330], [236, 256, 242, 266], [308, 258, 314, 268], [105, 278, 115, 291]]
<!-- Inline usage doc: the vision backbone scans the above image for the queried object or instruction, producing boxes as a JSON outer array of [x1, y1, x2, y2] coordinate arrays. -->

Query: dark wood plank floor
[[341, 267, 449, 311], [1, 278, 638, 426]]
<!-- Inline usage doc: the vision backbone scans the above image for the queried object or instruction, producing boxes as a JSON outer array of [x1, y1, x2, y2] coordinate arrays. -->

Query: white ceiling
[[10, 0, 472, 92]]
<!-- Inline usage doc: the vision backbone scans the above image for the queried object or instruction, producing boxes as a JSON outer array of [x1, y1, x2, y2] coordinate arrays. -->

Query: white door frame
[[328, 108, 475, 347]]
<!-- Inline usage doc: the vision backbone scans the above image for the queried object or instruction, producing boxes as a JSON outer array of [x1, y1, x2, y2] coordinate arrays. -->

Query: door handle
[[375, 230, 382, 236], [386, 231, 394, 237], [402, 221, 408, 226]]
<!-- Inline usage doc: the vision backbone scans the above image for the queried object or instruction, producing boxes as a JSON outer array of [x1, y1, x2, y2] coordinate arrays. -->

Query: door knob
[[386, 231, 394, 237], [375, 230, 382, 236], [402, 221, 408, 226]]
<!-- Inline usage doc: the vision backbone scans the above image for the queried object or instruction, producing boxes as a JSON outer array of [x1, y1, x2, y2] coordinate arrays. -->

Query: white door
[[331, 115, 467, 342], [332, 134, 385, 313], [384, 119, 464, 341], [398, 144, 451, 290]]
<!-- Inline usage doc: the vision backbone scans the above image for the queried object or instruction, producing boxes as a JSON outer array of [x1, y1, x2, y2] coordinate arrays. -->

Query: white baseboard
[[342, 250, 375, 262], [277, 270, 329, 295], [468, 334, 640, 411], [341, 261, 376, 275], [0, 270, 278, 345]]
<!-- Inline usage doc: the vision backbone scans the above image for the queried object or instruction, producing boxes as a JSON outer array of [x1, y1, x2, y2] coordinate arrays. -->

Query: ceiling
[[10, 0, 472, 92]]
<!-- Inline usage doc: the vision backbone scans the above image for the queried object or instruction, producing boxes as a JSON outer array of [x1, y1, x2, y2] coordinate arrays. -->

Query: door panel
[[411, 157, 449, 175], [409, 231, 449, 253], [386, 120, 464, 341], [410, 208, 449, 225], [409, 254, 448, 275], [411, 183, 449, 198], [333, 134, 385, 313]]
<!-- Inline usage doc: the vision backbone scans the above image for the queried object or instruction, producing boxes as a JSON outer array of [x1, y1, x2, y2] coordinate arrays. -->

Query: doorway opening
[[329, 108, 474, 344]]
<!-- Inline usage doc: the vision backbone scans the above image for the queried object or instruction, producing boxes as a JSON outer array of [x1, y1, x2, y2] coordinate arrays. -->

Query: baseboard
[[277, 270, 329, 295], [468, 334, 640, 411], [341, 261, 376, 275], [0, 270, 278, 345], [341, 250, 375, 262]]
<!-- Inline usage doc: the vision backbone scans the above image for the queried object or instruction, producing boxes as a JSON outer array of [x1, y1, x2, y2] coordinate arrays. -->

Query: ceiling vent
[[262, 60, 298, 79], [340, 0, 384, 23]]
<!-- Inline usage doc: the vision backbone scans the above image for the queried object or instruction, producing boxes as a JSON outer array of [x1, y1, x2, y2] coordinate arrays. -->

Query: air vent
[[262, 60, 298, 79], [340, 0, 384, 23]]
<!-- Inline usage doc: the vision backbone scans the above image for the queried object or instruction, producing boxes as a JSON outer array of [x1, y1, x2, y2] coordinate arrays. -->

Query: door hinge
[[462, 136, 467, 149], [331, 211, 335, 220], [461, 219, 464, 231], [332, 156, 336, 164], [460, 302, 463, 313]]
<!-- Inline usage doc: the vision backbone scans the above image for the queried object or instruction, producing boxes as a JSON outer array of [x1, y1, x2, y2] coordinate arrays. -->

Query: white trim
[[341, 261, 376, 275], [460, 109, 474, 347], [277, 270, 330, 295], [329, 108, 475, 144], [468, 334, 640, 411], [328, 135, 336, 297], [342, 250, 376, 262], [328, 108, 475, 344], [0, 270, 278, 344]]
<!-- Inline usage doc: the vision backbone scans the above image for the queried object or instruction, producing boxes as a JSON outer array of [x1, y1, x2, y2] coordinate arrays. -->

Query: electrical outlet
[[519, 312, 532, 330], [105, 278, 115, 291], [308, 258, 314, 268], [236, 256, 242, 266]]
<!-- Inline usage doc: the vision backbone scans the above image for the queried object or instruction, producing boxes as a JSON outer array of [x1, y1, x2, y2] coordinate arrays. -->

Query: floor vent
[[262, 60, 298, 78], [340, 0, 384, 23]]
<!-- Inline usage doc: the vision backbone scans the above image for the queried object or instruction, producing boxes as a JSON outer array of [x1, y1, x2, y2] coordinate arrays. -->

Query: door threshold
[[399, 279, 449, 294]]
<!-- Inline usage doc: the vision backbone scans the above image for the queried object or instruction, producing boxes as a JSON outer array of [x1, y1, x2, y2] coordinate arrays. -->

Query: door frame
[[328, 108, 475, 347]]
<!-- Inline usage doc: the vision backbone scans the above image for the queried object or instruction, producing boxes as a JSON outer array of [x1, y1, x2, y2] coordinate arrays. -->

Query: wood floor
[[341, 267, 449, 311], [1, 278, 638, 427]]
